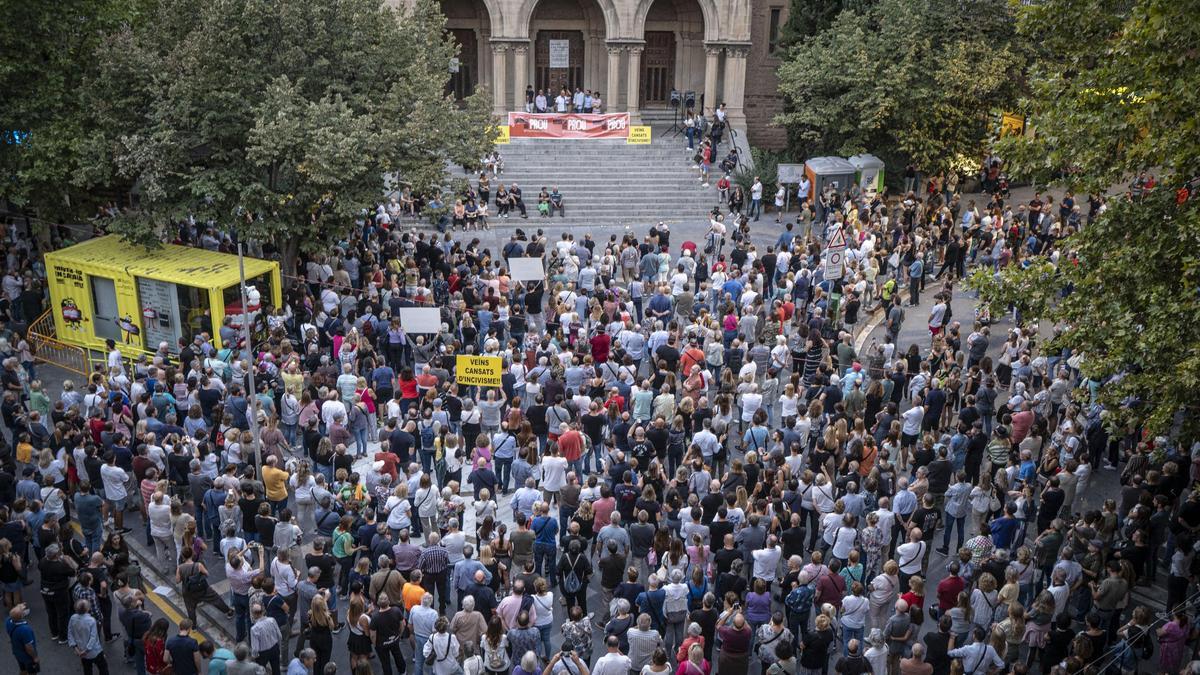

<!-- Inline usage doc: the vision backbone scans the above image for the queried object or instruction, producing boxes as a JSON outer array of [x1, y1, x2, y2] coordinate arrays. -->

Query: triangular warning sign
[[827, 226, 847, 250]]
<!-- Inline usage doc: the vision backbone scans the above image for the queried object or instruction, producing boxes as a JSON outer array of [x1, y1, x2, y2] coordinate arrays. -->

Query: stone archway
[[639, 0, 706, 108], [440, 0, 495, 101], [527, 0, 612, 99]]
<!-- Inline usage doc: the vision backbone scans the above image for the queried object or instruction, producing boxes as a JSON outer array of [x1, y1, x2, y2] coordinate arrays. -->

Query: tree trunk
[[279, 236, 302, 289]]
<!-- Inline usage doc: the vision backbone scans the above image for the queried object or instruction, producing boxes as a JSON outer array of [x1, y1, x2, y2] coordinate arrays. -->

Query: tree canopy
[[777, 0, 861, 50], [2, 0, 494, 268], [775, 0, 1022, 172], [973, 0, 1200, 441], [0, 0, 146, 224], [995, 0, 1200, 188]]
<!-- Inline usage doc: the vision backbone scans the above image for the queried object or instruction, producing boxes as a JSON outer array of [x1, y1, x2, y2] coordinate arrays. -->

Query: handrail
[[26, 309, 91, 377]]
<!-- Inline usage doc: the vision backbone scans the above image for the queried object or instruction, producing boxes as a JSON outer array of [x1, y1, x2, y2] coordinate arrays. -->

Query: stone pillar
[[625, 45, 643, 122], [703, 45, 722, 117], [512, 44, 529, 111], [722, 45, 748, 126], [606, 46, 622, 113], [491, 41, 508, 117]]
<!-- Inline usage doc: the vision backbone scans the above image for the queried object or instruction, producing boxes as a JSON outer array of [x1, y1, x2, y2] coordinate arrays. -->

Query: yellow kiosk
[[43, 236, 282, 354]]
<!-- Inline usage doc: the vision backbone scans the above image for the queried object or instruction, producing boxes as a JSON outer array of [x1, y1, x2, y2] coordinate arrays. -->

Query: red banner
[[507, 112, 630, 139]]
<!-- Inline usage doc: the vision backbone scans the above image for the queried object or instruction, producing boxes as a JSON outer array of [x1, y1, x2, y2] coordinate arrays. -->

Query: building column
[[703, 44, 722, 117], [722, 45, 748, 126], [478, 28, 492, 90], [491, 41, 508, 117], [606, 45, 622, 113], [512, 44, 529, 111], [625, 45, 643, 122]]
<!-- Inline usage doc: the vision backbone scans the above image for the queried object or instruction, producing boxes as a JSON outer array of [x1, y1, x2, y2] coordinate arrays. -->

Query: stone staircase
[[451, 124, 724, 234]]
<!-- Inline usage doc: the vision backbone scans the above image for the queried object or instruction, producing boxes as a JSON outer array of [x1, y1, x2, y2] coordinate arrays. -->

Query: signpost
[[824, 225, 848, 281], [777, 163, 806, 213]]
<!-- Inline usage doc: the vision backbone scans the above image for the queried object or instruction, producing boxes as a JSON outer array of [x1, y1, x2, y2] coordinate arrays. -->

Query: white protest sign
[[398, 307, 442, 334], [509, 257, 546, 282]]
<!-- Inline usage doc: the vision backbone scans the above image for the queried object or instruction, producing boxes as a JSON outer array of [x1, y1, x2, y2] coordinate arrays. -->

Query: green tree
[[0, 0, 147, 226], [775, 0, 1021, 172], [778, 0, 857, 49], [85, 0, 494, 272], [972, 0, 1200, 440]]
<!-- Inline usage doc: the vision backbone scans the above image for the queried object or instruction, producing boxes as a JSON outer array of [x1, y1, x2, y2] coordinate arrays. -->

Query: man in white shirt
[[106, 339, 124, 374], [873, 496, 896, 552], [100, 454, 130, 533], [692, 421, 720, 463], [797, 176, 811, 204], [592, 636, 632, 675], [901, 396, 924, 452], [895, 528, 927, 588], [320, 391, 347, 430], [751, 535, 782, 581], [750, 178, 764, 221], [739, 384, 762, 423], [948, 626, 1006, 675], [929, 299, 948, 336]]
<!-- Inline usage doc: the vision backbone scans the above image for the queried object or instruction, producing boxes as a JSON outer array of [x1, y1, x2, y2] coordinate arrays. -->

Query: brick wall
[[743, 0, 788, 150]]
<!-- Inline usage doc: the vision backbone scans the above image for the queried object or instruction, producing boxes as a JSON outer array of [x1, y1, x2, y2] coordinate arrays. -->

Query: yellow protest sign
[[627, 126, 651, 144], [495, 125, 510, 144], [456, 355, 503, 386], [999, 112, 1025, 138]]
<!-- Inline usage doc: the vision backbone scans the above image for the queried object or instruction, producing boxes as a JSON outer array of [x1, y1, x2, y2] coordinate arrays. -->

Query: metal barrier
[[26, 309, 92, 377]]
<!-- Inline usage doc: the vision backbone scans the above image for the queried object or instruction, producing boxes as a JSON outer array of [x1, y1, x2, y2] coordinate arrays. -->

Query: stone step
[[464, 133, 720, 227]]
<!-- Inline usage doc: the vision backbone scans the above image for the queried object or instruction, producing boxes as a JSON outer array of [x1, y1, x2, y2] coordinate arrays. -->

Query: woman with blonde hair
[[970, 572, 1000, 630], [308, 592, 336, 672], [0, 538, 23, 607], [346, 595, 373, 671], [385, 483, 412, 537]]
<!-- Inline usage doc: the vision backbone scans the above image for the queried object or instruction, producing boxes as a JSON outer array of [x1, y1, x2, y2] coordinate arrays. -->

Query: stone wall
[[743, 0, 787, 149]]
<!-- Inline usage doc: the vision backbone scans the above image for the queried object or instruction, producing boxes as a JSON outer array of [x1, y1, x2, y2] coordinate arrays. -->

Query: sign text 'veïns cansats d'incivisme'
[[456, 355, 503, 386]]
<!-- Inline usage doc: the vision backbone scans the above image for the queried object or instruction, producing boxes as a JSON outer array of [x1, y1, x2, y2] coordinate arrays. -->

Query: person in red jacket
[[590, 330, 611, 364]]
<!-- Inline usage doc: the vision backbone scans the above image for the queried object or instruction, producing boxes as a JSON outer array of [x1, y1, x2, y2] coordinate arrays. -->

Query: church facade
[[390, 0, 790, 147]]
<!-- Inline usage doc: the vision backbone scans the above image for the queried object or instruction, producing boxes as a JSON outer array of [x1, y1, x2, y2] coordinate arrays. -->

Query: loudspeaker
[[669, 90, 681, 108], [684, 90, 696, 110]]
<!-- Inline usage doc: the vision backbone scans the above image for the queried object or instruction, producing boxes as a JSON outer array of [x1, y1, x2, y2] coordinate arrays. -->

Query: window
[[176, 283, 212, 344], [768, 8, 783, 54]]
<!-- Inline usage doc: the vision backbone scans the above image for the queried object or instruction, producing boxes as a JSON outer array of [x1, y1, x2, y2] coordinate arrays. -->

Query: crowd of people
[[0, 171, 1197, 675]]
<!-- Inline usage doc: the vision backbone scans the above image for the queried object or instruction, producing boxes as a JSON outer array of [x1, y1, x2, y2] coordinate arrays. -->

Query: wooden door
[[535, 31, 584, 96], [447, 28, 478, 100], [641, 31, 676, 106]]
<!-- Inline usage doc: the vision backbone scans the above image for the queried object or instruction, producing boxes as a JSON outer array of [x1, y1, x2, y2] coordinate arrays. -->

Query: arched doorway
[[529, 0, 608, 97], [440, 0, 493, 101], [640, 0, 705, 108]]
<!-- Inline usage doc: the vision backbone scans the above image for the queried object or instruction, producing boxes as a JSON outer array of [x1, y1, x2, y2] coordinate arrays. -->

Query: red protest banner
[[507, 112, 630, 139]]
